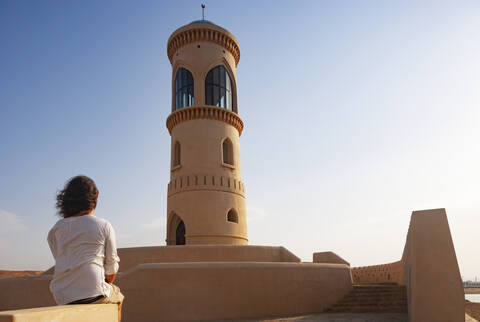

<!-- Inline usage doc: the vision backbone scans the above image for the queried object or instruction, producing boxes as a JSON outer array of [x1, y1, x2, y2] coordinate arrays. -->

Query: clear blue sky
[[1, 1, 479, 280]]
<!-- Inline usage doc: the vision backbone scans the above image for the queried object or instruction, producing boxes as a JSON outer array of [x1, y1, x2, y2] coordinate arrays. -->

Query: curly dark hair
[[56, 175, 99, 218]]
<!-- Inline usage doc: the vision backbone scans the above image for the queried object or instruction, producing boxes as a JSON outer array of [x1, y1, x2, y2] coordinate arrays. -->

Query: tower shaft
[[165, 21, 247, 245]]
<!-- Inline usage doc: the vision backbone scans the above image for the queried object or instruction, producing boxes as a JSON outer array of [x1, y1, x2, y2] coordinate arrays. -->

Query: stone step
[[326, 306, 408, 313], [341, 294, 406, 298], [353, 287, 405, 293], [353, 284, 405, 289], [331, 301, 407, 308], [324, 284, 408, 314], [331, 302, 406, 307], [341, 296, 407, 302], [341, 299, 407, 304], [351, 289, 406, 293], [350, 288, 406, 293], [346, 296, 405, 300], [334, 300, 407, 305], [343, 294, 406, 297], [350, 289, 406, 294], [329, 305, 406, 310], [343, 295, 407, 301], [350, 290, 405, 293]]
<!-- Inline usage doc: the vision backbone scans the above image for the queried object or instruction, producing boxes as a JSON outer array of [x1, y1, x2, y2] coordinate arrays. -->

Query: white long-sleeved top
[[47, 215, 120, 305]]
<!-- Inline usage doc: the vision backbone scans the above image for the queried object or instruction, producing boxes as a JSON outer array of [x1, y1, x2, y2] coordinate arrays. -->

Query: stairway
[[325, 284, 407, 313]]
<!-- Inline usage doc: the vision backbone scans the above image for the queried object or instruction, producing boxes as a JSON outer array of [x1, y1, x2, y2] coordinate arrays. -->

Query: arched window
[[205, 65, 233, 110], [227, 209, 238, 223], [222, 138, 233, 165], [175, 67, 194, 109], [173, 141, 181, 167]]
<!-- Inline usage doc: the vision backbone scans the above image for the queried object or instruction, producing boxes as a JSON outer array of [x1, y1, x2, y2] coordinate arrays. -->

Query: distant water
[[466, 294, 480, 303]]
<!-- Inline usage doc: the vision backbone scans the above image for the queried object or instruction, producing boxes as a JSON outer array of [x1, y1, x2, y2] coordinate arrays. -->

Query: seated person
[[48, 175, 124, 321]]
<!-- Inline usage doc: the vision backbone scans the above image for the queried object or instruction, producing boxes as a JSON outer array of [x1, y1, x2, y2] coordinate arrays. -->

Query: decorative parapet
[[168, 174, 245, 198], [167, 25, 240, 66], [351, 260, 403, 285], [166, 106, 244, 136]]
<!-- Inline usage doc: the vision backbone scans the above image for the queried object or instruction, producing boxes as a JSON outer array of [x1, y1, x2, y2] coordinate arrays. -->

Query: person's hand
[[105, 273, 116, 284]]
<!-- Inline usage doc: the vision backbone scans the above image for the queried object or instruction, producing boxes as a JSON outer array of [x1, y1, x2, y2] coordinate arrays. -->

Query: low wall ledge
[[0, 304, 118, 322], [126, 261, 351, 273]]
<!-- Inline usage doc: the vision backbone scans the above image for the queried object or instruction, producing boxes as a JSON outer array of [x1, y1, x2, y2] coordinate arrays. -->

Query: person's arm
[[47, 227, 57, 258], [104, 221, 120, 283]]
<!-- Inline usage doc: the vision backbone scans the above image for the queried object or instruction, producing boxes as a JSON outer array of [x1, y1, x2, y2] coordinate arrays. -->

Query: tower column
[[165, 20, 247, 245]]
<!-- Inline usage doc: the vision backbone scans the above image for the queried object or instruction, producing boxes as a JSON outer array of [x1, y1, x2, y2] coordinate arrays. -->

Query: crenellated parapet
[[168, 174, 245, 197], [166, 106, 244, 135], [351, 261, 403, 285], [167, 23, 240, 66]]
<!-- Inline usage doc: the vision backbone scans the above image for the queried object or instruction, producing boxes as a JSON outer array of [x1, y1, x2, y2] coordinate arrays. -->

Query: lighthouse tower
[[165, 19, 247, 245]]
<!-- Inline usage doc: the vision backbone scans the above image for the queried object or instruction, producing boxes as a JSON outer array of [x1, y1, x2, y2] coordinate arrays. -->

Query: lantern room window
[[175, 67, 194, 109], [205, 65, 233, 111]]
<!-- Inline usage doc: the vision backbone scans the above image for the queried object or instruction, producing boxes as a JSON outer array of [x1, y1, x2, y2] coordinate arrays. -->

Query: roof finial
[[201, 3, 205, 20]]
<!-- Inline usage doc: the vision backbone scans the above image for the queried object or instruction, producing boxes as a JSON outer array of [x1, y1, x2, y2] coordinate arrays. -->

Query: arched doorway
[[167, 212, 186, 245], [176, 221, 186, 245]]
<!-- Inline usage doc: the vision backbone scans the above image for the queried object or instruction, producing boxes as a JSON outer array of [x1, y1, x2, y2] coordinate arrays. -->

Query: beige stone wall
[[0, 275, 55, 311], [0, 262, 352, 322], [351, 261, 403, 285], [117, 262, 352, 322], [1, 245, 301, 312], [117, 245, 300, 272], [42, 245, 300, 276], [401, 208, 464, 322], [0, 304, 118, 322]]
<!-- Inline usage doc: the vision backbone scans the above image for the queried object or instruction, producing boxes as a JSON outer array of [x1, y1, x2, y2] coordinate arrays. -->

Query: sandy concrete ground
[[466, 288, 480, 294], [467, 313, 479, 322], [0, 270, 43, 278], [240, 313, 479, 322], [239, 313, 409, 321], [466, 302, 480, 321]]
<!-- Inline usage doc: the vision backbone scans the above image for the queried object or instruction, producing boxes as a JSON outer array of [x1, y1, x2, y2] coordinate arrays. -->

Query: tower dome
[[165, 20, 247, 245]]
